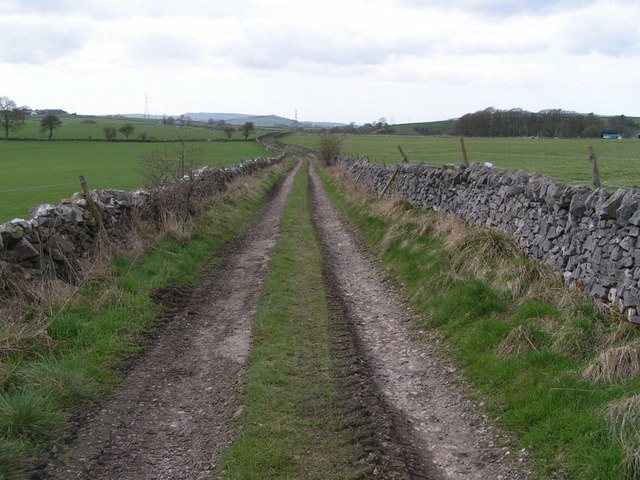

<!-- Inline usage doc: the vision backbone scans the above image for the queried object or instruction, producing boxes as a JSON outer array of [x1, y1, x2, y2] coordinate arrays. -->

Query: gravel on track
[[308, 161, 529, 480]]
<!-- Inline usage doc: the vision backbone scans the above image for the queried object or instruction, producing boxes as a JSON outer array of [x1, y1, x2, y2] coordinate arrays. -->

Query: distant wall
[[335, 156, 640, 323], [0, 151, 286, 281]]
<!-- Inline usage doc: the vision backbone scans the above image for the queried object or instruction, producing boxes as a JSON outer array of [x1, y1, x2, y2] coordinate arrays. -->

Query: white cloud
[[0, 0, 260, 21], [0, 0, 637, 123], [0, 14, 91, 64], [554, 2, 640, 56], [398, 0, 596, 17]]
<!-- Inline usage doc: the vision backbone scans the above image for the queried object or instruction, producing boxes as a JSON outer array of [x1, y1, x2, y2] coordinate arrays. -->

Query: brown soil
[[40, 156, 530, 479]]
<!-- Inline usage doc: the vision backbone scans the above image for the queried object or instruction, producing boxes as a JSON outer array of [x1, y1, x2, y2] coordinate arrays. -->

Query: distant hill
[[182, 112, 253, 122], [184, 112, 344, 128], [120, 112, 252, 122], [122, 112, 343, 128], [227, 114, 295, 127]]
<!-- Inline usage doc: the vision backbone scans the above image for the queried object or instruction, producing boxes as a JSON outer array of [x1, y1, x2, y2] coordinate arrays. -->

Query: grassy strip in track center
[[217, 159, 367, 479]]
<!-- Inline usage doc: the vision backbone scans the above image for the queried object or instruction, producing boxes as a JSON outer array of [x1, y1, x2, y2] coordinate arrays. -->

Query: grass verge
[[0, 160, 293, 480], [316, 163, 640, 480], [217, 159, 366, 479]]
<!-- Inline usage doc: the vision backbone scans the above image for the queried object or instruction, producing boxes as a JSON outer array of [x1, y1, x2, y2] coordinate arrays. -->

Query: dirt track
[[44, 162, 300, 480], [308, 162, 527, 479], [44, 156, 527, 479]]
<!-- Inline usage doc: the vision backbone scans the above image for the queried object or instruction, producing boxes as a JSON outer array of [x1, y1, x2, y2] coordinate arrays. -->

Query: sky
[[0, 0, 638, 125]]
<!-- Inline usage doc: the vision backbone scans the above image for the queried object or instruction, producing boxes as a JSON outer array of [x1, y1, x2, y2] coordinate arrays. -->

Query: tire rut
[[310, 163, 441, 480], [308, 161, 527, 480], [43, 160, 301, 480]]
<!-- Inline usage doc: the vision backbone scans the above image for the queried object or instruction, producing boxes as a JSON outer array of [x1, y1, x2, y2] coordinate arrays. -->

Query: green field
[[16, 114, 257, 141], [0, 140, 272, 222], [284, 134, 640, 189]]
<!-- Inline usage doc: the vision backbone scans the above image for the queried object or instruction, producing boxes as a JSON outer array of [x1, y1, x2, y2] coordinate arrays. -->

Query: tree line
[[454, 107, 638, 138]]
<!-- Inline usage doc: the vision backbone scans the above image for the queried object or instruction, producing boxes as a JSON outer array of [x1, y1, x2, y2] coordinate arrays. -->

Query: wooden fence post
[[588, 146, 601, 188], [459, 136, 469, 166], [380, 168, 400, 197], [79, 175, 105, 232], [397, 145, 409, 163]]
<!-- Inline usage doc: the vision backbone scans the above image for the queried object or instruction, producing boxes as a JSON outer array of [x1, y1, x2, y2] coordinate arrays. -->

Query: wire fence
[[342, 149, 640, 191]]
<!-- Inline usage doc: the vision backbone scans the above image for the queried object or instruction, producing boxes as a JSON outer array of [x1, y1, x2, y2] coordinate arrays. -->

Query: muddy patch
[[149, 284, 194, 310]]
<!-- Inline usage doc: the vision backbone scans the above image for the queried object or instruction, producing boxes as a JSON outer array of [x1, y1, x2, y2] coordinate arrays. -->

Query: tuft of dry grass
[[583, 344, 640, 383], [0, 321, 53, 359], [158, 211, 193, 246], [328, 167, 375, 201], [606, 321, 639, 348], [606, 394, 640, 478], [438, 215, 471, 249], [505, 258, 556, 301], [446, 228, 522, 281], [550, 322, 604, 360], [496, 324, 542, 358], [0, 262, 38, 304], [379, 222, 405, 253], [375, 197, 414, 220], [0, 262, 77, 360]]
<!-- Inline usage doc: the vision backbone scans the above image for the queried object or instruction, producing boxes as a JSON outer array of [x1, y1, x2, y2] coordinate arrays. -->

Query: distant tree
[[104, 126, 116, 141], [119, 124, 135, 140], [317, 133, 343, 165], [138, 131, 149, 141], [0, 96, 28, 140], [39, 113, 62, 140], [580, 125, 602, 138], [223, 125, 235, 139], [454, 107, 606, 138], [240, 121, 255, 140]]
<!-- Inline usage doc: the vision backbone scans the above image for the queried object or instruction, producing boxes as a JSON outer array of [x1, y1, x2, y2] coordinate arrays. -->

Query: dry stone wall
[[0, 152, 286, 282], [335, 156, 640, 323]]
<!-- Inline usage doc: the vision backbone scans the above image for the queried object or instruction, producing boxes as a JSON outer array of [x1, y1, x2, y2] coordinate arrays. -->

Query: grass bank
[[217, 159, 366, 479], [317, 163, 640, 480], [0, 160, 292, 480]]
